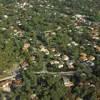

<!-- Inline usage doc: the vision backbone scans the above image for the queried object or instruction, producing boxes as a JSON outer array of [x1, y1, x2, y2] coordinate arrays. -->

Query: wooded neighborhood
[[0, 0, 100, 100]]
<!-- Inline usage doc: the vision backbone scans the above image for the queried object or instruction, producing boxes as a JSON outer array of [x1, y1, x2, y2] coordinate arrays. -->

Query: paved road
[[32, 71, 75, 76], [0, 74, 16, 82], [0, 71, 75, 82]]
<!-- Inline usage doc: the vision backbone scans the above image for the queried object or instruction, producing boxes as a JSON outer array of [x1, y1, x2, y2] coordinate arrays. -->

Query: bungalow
[[67, 60, 75, 69], [62, 76, 73, 87], [76, 97, 83, 100], [50, 48, 56, 52], [0, 80, 12, 93], [88, 55, 95, 61], [44, 30, 56, 37], [20, 61, 29, 70], [50, 60, 60, 65], [40, 45, 50, 55], [94, 45, 100, 52], [31, 94, 38, 100], [58, 64, 64, 69], [80, 53, 88, 61], [63, 55, 69, 61], [12, 79, 22, 86], [54, 53, 61, 57], [22, 43, 30, 51]]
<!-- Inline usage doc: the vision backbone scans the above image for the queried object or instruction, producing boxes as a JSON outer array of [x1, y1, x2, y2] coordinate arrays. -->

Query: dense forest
[[0, 0, 100, 100]]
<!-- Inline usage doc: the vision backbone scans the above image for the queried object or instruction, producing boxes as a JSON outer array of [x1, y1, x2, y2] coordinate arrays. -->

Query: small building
[[76, 97, 83, 100], [80, 53, 87, 57], [54, 53, 61, 57], [88, 55, 95, 61], [50, 60, 60, 65], [31, 94, 38, 100], [50, 48, 56, 52], [94, 45, 100, 52], [12, 79, 22, 86], [20, 61, 29, 70], [22, 43, 30, 51], [0, 80, 12, 93], [80, 53, 88, 61], [40, 45, 49, 55], [62, 76, 73, 87], [58, 64, 64, 69], [63, 55, 69, 61], [80, 56, 88, 61], [67, 60, 75, 69]]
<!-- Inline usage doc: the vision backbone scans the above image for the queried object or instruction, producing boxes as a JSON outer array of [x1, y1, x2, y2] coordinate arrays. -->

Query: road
[[0, 74, 16, 82], [0, 71, 75, 82], [32, 71, 75, 76]]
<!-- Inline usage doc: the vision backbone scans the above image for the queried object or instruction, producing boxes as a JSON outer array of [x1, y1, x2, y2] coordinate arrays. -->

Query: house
[[50, 60, 60, 65], [94, 45, 100, 52], [31, 94, 38, 100], [71, 41, 79, 46], [2, 83, 11, 92], [63, 55, 69, 61], [76, 97, 83, 100], [56, 26, 61, 30], [80, 56, 88, 61], [31, 56, 36, 61], [44, 30, 56, 37], [67, 60, 75, 69], [20, 61, 29, 70], [50, 48, 56, 52], [58, 64, 64, 69], [62, 76, 73, 87], [80, 53, 88, 61], [68, 64, 75, 69], [12, 79, 22, 86], [18, 31, 24, 37], [54, 53, 61, 57], [40, 45, 50, 55], [73, 14, 86, 23], [22, 43, 30, 51], [0, 80, 12, 93], [80, 53, 87, 57], [88, 55, 95, 61]]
